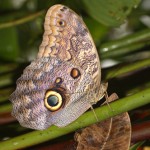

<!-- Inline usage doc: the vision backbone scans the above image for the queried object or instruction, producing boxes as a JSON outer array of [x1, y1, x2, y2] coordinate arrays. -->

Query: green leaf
[[0, 27, 19, 61], [84, 17, 108, 45], [0, 0, 13, 10], [130, 141, 145, 150], [82, 0, 141, 26]]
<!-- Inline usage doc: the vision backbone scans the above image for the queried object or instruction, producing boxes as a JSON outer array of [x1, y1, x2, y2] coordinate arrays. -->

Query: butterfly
[[9, 4, 108, 130]]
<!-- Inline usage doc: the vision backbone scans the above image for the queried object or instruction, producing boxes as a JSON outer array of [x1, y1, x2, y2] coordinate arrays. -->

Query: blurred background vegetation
[[0, 0, 150, 149]]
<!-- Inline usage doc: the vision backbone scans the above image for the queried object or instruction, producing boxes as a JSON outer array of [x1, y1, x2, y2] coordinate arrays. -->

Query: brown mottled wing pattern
[[38, 5, 101, 83], [75, 94, 131, 150], [9, 5, 104, 130], [75, 113, 131, 150]]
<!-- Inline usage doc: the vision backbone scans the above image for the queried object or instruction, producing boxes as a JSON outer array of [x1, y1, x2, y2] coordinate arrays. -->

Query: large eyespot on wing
[[44, 86, 67, 112], [9, 57, 66, 130], [44, 90, 63, 111]]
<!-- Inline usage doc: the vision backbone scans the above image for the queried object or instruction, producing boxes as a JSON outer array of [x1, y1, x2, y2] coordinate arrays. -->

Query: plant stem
[[0, 63, 18, 74], [105, 58, 150, 80], [100, 28, 150, 56], [0, 88, 150, 150], [101, 28, 150, 51], [101, 41, 150, 59], [0, 87, 14, 103], [0, 73, 14, 88], [0, 103, 12, 114], [0, 10, 44, 29], [0, 58, 149, 114]]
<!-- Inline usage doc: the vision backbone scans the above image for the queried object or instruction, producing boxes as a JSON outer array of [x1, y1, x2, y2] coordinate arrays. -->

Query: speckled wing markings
[[74, 94, 131, 150], [9, 4, 107, 130], [38, 5, 101, 83], [75, 113, 131, 150]]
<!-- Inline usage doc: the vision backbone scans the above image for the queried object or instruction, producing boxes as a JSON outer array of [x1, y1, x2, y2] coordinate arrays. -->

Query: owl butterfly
[[10, 4, 110, 130]]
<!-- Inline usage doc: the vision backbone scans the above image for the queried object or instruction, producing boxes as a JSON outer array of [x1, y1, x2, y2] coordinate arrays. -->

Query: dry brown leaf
[[74, 93, 131, 150]]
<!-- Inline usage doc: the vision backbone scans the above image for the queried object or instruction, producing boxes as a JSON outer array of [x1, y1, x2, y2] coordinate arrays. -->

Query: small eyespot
[[57, 20, 66, 26], [55, 77, 63, 84], [44, 91, 62, 111], [60, 6, 67, 12], [70, 68, 81, 79]]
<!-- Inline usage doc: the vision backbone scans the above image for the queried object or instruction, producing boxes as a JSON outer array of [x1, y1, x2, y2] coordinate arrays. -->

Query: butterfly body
[[9, 5, 107, 130]]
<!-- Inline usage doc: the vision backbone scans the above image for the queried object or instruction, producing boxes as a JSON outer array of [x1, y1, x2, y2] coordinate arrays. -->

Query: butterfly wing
[[38, 4, 101, 83], [9, 4, 102, 130]]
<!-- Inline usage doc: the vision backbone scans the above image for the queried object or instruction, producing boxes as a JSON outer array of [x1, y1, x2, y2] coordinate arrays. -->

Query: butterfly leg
[[100, 82, 119, 105], [90, 83, 119, 120], [104, 92, 119, 112]]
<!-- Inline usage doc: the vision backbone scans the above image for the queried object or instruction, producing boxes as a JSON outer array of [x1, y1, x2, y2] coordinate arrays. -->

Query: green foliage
[[130, 141, 145, 150], [84, 17, 108, 45], [82, 0, 141, 26], [0, 0, 149, 149], [0, 0, 143, 61], [0, 27, 19, 61]]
